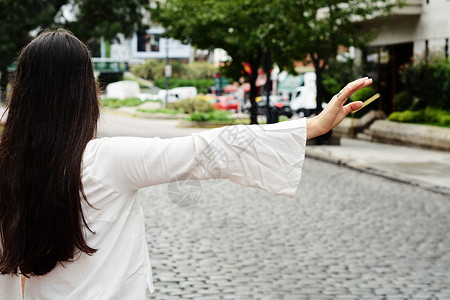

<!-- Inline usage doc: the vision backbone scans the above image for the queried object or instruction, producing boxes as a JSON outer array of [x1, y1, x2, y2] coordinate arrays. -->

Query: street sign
[[165, 65, 172, 78]]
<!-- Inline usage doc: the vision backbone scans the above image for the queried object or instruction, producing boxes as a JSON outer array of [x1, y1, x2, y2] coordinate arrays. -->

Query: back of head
[[0, 29, 99, 276]]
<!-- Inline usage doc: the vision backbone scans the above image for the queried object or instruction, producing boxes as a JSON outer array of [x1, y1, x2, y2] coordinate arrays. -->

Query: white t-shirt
[[1, 119, 307, 299]]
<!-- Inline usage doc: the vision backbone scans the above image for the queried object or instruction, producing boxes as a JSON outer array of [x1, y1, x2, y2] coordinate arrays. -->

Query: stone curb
[[370, 120, 450, 151], [305, 151, 450, 196]]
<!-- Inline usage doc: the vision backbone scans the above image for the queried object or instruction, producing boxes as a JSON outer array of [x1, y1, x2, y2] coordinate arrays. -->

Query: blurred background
[[1, 1, 450, 299]]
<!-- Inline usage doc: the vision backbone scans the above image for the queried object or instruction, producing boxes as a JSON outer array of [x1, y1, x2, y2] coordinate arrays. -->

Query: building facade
[[359, 0, 450, 113]]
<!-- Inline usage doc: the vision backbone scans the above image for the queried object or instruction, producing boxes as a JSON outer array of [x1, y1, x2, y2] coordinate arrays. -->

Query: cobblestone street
[[140, 158, 450, 300]]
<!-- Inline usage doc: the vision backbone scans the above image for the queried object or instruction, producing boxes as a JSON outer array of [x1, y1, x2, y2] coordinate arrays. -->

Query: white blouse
[[1, 118, 307, 300]]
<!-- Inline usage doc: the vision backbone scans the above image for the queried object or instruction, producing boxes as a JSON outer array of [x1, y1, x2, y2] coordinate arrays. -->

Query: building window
[[137, 33, 161, 52], [150, 34, 160, 52]]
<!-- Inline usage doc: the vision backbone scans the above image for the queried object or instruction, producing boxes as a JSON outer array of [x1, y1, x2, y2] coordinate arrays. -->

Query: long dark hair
[[0, 29, 99, 276]]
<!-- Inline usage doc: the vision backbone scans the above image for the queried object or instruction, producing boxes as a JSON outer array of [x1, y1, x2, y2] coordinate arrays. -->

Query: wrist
[[306, 116, 323, 140]]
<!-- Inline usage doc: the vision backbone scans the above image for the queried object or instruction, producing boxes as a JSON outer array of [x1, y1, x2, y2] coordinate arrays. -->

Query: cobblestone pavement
[[140, 158, 450, 300]]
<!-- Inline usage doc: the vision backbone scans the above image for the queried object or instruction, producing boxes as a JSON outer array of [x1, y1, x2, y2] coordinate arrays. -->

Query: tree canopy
[[280, 0, 394, 113], [153, 0, 394, 122], [153, 0, 296, 124], [0, 0, 150, 95]]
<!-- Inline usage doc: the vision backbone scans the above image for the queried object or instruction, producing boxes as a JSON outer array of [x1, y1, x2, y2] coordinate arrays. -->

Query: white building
[[363, 0, 449, 56], [358, 0, 450, 113], [107, 27, 192, 62], [108, 27, 229, 65]]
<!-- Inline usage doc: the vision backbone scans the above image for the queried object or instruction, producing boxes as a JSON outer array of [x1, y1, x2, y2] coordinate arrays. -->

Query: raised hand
[[306, 77, 373, 140]]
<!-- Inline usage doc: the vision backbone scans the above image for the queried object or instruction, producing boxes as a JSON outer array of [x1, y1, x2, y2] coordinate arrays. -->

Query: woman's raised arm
[[306, 77, 372, 139], [85, 78, 372, 198]]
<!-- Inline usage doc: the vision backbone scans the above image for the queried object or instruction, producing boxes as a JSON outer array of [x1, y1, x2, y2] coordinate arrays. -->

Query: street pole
[[164, 38, 169, 108], [264, 48, 277, 124]]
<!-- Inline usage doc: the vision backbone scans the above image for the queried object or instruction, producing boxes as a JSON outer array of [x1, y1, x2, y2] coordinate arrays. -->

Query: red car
[[211, 95, 239, 113]]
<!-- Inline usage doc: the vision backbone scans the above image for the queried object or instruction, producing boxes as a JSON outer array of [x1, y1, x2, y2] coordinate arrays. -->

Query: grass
[[137, 108, 182, 114], [100, 97, 144, 108], [188, 110, 234, 122]]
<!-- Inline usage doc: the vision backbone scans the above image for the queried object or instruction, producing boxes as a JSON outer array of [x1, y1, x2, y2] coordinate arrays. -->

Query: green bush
[[209, 110, 233, 121], [154, 78, 214, 94], [184, 62, 218, 79], [438, 114, 450, 126], [188, 110, 233, 122], [351, 86, 377, 102], [401, 55, 450, 110], [394, 90, 414, 112], [167, 97, 214, 114], [388, 107, 450, 127], [189, 112, 210, 122], [130, 59, 165, 81], [100, 97, 143, 108], [131, 60, 217, 81], [389, 110, 425, 123]]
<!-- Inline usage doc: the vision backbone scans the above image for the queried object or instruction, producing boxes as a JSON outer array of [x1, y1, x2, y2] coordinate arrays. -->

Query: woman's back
[[25, 138, 151, 299]]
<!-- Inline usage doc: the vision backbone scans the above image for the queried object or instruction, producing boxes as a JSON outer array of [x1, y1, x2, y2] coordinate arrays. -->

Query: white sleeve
[[0, 274, 21, 300], [88, 118, 307, 197]]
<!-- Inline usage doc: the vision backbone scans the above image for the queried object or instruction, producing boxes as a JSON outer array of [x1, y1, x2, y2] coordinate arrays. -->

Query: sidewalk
[[306, 138, 450, 196]]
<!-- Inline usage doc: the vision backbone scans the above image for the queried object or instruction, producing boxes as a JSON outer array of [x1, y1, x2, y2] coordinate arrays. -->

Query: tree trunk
[[315, 67, 325, 116], [312, 57, 332, 145], [248, 55, 261, 125], [249, 73, 258, 125]]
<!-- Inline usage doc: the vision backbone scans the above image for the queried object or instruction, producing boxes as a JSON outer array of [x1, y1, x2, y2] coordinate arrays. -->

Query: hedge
[[154, 78, 214, 94], [388, 107, 450, 127], [167, 96, 214, 114], [401, 56, 450, 110]]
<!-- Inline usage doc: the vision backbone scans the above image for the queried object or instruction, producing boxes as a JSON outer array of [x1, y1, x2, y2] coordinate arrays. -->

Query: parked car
[[211, 94, 239, 113], [242, 95, 293, 118], [271, 97, 293, 118]]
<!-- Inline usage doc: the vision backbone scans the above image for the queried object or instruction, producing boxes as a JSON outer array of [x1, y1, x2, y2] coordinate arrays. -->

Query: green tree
[[66, 0, 150, 46], [0, 0, 67, 94], [152, 0, 295, 124], [153, 0, 394, 122], [280, 0, 394, 114], [0, 0, 150, 98]]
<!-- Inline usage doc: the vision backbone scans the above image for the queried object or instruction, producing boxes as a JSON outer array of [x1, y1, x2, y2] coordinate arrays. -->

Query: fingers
[[343, 101, 363, 115], [328, 78, 373, 111], [339, 78, 372, 102]]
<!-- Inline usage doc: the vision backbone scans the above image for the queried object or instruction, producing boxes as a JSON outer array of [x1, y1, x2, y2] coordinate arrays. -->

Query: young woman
[[0, 29, 371, 299]]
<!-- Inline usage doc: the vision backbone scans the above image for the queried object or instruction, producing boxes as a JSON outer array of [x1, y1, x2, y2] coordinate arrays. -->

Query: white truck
[[290, 72, 322, 117]]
